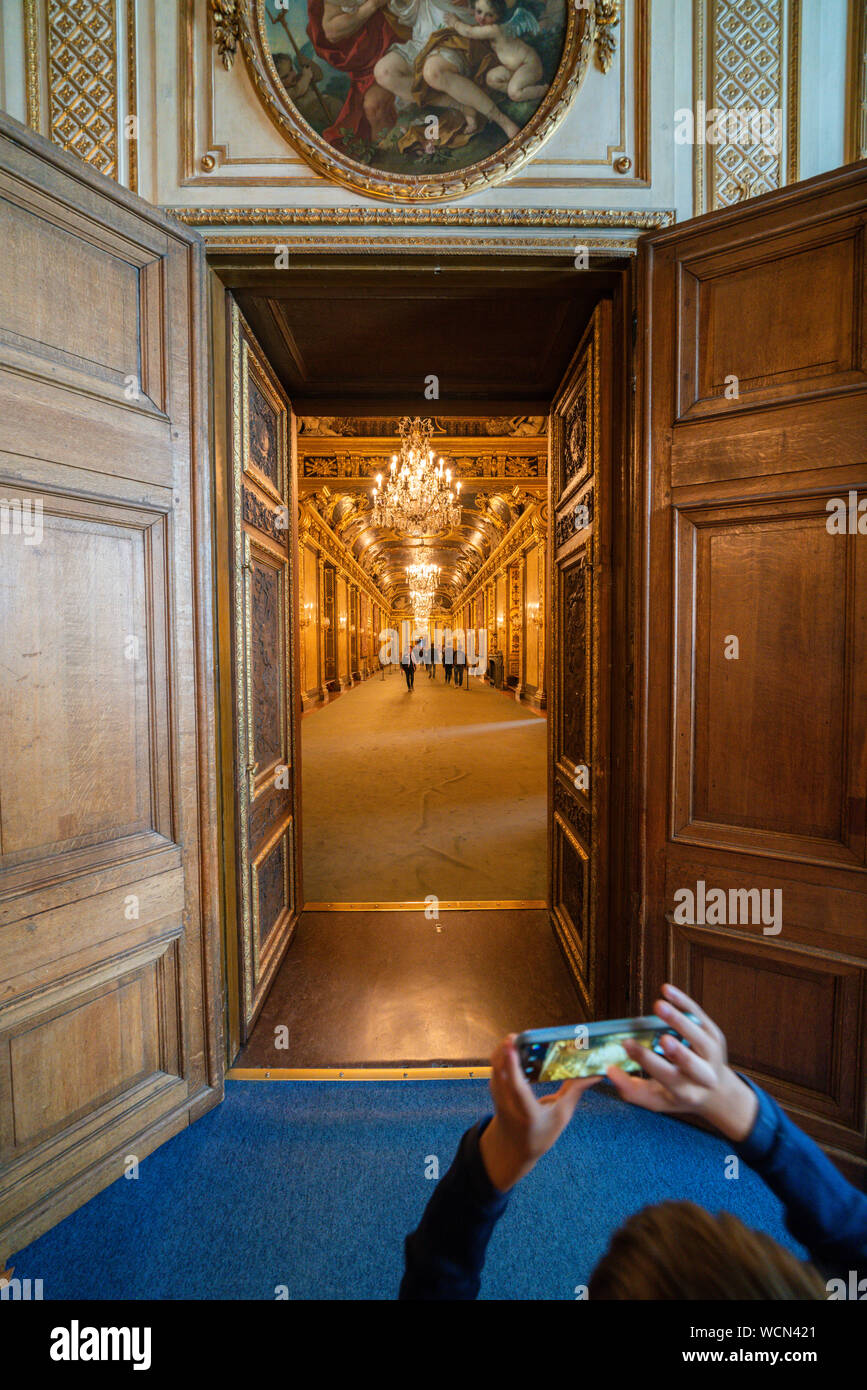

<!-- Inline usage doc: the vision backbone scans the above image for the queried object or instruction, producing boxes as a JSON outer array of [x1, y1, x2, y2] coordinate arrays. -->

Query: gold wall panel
[[24, 0, 138, 189]]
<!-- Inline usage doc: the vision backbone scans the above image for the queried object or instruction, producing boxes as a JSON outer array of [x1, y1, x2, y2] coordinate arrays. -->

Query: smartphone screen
[[517, 1021, 674, 1082]]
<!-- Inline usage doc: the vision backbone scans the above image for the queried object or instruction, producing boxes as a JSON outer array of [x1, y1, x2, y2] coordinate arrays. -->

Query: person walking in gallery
[[426, 644, 436, 678], [443, 639, 453, 684], [454, 635, 465, 688], [400, 640, 414, 692], [410, 636, 425, 689]]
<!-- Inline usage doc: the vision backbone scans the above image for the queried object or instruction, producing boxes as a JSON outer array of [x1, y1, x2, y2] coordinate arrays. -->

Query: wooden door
[[547, 301, 617, 1016], [637, 161, 867, 1170], [0, 115, 222, 1258], [222, 301, 301, 1044]]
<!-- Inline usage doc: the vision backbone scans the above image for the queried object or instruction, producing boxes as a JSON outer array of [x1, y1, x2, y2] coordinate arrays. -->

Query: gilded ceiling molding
[[200, 234, 643, 255], [300, 500, 391, 612], [693, 0, 800, 213], [452, 501, 546, 612], [296, 417, 546, 438], [299, 445, 547, 483], [848, 0, 867, 162], [170, 206, 674, 229]]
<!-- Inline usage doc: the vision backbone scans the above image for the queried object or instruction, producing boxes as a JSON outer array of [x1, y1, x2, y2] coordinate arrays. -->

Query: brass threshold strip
[[304, 900, 547, 912], [229, 1066, 492, 1081]]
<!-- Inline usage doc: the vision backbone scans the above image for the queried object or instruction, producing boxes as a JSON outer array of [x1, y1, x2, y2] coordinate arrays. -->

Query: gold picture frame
[[221, 0, 619, 202]]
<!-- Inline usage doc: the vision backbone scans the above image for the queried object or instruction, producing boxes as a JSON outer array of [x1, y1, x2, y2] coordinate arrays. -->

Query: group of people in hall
[[398, 635, 466, 691]]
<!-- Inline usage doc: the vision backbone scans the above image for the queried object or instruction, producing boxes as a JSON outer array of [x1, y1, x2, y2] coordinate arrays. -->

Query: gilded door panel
[[639, 162, 867, 1164], [0, 114, 221, 1259], [548, 303, 614, 1015], [230, 305, 300, 1038], [323, 564, 337, 683]]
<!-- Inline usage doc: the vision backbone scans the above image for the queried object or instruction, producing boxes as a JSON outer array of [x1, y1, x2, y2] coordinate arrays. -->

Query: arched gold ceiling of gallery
[[297, 417, 547, 611]]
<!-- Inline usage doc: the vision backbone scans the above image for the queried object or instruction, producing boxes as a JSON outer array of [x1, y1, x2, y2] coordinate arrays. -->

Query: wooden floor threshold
[[228, 1065, 493, 1081], [303, 900, 547, 912]]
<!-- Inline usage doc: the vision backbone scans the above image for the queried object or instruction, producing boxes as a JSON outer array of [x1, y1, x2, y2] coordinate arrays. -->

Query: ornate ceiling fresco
[[298, 416, 547, 611]]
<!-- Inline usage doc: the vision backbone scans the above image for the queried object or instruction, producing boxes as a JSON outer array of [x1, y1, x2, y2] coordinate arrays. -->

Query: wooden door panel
[[0, 492, 173, 873], [228, 305, 300, 1039], [672, 498, 866, 866], [1, 939, 185, 1157], [676, 222, 867, 422], [639, 160, 867, 1166], [669, 925, 863, 1143], [0, 115, 221, 1259], [548, 303, 614, 1015]]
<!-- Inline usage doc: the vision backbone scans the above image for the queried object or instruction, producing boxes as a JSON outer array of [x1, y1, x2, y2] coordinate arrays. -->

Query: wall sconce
[[339, 613, 347, 628], [528, 601, 542, 628], [322, 614, 331, 630], [300, 600, 315, 630]]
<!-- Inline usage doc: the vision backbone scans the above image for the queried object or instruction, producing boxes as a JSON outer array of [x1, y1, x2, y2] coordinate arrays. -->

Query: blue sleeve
[[399, 1116, 509, 1300], [736, 1079, 867, 1275]]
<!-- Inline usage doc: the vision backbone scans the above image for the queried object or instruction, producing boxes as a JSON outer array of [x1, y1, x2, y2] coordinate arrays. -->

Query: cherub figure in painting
[[446, 0, 546, 103]]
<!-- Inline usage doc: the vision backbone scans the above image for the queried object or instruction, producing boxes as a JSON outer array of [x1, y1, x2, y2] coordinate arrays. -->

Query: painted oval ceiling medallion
[[211, 0, 619, 202]]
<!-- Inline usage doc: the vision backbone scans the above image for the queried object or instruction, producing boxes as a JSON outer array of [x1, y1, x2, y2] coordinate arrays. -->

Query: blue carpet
[[10, 1080, 804, 1300]]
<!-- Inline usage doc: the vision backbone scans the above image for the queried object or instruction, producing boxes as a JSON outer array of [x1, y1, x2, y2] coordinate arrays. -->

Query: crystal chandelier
[[410, 589, 433, 619], [371, 417, 462, 537], [405, 558, 440, 597]]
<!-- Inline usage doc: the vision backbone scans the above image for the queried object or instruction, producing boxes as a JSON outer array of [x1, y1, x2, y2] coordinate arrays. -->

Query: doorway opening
[[209, 251, 635, 1071]]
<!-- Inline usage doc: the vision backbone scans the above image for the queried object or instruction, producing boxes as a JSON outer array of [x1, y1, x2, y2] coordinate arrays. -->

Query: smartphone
[[515, 1014, 695, 1082]]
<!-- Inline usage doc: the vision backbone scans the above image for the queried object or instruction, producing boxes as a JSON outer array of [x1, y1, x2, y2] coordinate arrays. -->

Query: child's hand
[[605, 983, 758, 1142], [451, 19, 472, 34], [479, 1035, 600, 1192]]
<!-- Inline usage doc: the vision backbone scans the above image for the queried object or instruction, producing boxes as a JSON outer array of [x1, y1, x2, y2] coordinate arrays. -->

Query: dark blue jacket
[[398, 1082, 867, 1299]]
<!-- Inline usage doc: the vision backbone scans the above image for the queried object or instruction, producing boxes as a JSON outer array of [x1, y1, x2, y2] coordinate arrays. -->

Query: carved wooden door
[[226, 303, 301, 1042], [637, 162, 867, 1168], [0, 115, 222, 1258], [548, 302, 616, 1017]]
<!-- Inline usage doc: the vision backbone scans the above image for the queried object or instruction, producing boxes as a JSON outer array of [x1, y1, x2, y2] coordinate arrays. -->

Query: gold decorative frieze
[[170, 206, 674, 230], [297, 416, 546, 438], [300, 449, 546, 483]]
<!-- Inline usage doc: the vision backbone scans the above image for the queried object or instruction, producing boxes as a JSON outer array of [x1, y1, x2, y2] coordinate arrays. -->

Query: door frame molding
[[205, 241, 637, 1063]]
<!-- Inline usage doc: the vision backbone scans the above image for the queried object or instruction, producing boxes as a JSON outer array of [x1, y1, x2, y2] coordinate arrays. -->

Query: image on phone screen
[[517, 1023, 675, 1082]]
